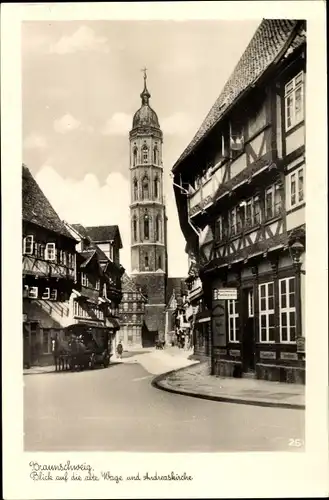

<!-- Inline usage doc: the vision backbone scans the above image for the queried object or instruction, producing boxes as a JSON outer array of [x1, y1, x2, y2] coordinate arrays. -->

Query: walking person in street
[[116, 341, 123, 360]]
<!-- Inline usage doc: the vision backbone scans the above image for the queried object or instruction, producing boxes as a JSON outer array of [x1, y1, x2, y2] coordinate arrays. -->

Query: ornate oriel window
[[133, 178, 138, 201], [154, 176, 159, 199], [144, 212, 149, 240], [142, 175, 149, 200], [142, 145, 149, 164]]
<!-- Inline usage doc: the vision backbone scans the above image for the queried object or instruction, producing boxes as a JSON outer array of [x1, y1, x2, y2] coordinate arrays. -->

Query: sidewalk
[[152, 362, 305, 410], [23, 365, 56, 375]]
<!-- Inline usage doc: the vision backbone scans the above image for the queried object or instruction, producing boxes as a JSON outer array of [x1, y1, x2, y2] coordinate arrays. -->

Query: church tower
[[129, 70, 168, 341]]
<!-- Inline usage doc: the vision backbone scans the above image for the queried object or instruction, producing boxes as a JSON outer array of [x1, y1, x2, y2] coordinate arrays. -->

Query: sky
[[22, 19, 261, 276]]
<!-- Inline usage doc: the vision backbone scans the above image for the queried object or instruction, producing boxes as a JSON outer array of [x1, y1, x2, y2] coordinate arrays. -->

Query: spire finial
[[140, 66, 150, 104]]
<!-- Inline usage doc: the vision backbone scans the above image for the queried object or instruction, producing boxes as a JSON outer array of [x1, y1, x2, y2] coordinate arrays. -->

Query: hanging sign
[[217, 288, 238, 300]]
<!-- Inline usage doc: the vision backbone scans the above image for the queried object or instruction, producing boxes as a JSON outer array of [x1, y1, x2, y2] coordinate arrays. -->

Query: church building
[[129, 70, 168, 345]]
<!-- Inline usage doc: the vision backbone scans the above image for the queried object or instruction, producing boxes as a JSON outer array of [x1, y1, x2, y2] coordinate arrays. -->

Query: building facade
[[129, 71, 168, 343], [22, 165, 78, 367], [117, 273, 147, 349], [172, 20, 306, 383]]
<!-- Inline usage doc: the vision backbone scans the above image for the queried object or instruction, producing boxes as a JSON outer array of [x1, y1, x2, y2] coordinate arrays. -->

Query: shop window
[[42, 287, 50, 300], [288, 166, 304, 209], [45, 242, 56, 261], [28, 287, 38, 299], [23, 235, 34, 255], [265, 183, 282, 220], [279, 277, 296, 343], [227, 299, 239, 342], [285, 72, 304, 131], [258, 282, 275, 342], [42, 329, 52, 354]]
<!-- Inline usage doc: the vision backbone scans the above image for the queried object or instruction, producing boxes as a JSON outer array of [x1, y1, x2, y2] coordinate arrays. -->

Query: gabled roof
[[79, 249, 98, 268], [22, 165, 76, 240], [121, 273, 147, 300], [173, 19, 305, 171], [71, 223, 91, 241], [85, 225, 123, 249]]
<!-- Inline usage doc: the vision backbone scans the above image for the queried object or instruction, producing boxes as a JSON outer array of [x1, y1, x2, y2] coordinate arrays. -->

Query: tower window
[[133, 147, 138, 166], [145, 254, 149, 270], [142, 145, 149, 164], [142, 176, 149, 200], [155, 214, 161, 241], [133, 178, 138, 201], [154, 177, 159, 199], [144, 213, 149, 240], [133, 217, 137, 242], [158, 255, 162, 269], [153, 146, 158, 164]]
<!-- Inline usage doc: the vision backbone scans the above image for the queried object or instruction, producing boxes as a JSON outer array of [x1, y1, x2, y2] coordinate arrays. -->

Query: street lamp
[[289, 240, 304, 265]]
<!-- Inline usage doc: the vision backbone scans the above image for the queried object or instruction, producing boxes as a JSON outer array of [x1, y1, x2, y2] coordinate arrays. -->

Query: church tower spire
[[129, 70, 168, 343]]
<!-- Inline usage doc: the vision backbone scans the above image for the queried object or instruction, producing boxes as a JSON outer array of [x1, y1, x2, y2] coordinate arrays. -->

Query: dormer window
[[23, 235, 34, 255]]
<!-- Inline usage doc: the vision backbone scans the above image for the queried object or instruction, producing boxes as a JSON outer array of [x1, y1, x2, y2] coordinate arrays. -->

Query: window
[[42, 329, 52, 354], [288, 166, 304, 209], [103, 283, 107, 298], [81, 273, 88, 287], [244, 196, 261, 228], [28, 287, 38, 299], [219, 132, 230, 162], [248, 289, 254, 317], [74, 300, 79, 316], [133, 302, 137, 311], [279, 277, 296, 343], [285, 72, 304, 131], [142, 145, 148, 164], [265, 184, 282, 220], [155, 215, 161, 241], [50, 289, 57, 301], [45, 243, 56, 261], [144, 213, 149, 240], [227, 299, 239, 342], [133, 147, 138, 166], [154, 177, 159, 198], [23, 235, 34, 255], [259, 282, 275, 342], [145, 254, 149, 270], [158, 256, 162, 269], [123, 302, 128, 312], [229, 207, 237, 236], [133, 178, 138, 200], [230, 121, 244, 158], [39, 244, 45, 259], [213, 288, 218, 300], [133, 217, 137, 242], [153, 145, 158, 164], [42, 288, 50, 299], [96, 280, 100, 291], [132, 314, 137, 323], [215, 216, 223, 241], [142, 176, 149, 200]]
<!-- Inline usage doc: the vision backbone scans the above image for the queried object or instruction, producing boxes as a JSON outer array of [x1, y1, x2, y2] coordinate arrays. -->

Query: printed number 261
[[289, 438, 304, 447]]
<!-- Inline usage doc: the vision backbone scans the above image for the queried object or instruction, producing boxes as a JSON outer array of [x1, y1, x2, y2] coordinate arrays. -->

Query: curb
[[151, 368, 305, 411]]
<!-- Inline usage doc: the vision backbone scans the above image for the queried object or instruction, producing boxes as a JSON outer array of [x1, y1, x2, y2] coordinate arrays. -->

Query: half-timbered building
[[172, 20, 306, 383], [22, 165, 78, 367]]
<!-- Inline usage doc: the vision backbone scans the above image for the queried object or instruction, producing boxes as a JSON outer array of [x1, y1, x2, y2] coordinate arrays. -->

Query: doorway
[[241, 287, 255, 373]]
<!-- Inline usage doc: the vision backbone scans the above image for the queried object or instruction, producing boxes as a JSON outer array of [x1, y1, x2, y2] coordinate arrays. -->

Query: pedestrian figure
[[116, 341, 123, 360]]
